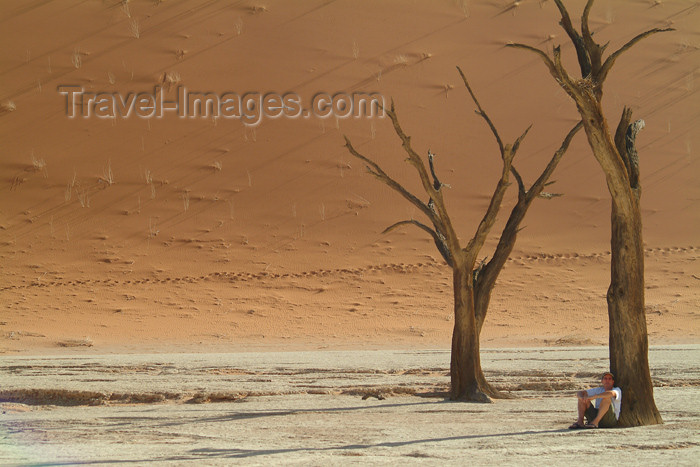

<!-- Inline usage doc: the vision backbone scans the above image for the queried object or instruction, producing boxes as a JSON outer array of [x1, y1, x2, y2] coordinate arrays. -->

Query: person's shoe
[[584, 422, 599, 429], [568, 422, 585, 429]]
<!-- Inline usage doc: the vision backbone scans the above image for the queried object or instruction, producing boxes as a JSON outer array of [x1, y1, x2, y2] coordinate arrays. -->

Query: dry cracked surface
[[1, 347, 698, 465]]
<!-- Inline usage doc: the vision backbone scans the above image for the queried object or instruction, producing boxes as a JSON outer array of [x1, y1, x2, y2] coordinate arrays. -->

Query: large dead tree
[[507, 0, 671, 425], [345, 68, 581, 401]]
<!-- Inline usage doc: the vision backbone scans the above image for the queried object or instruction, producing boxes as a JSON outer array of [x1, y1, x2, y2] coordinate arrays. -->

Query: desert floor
[[1, 346, 699, 465]]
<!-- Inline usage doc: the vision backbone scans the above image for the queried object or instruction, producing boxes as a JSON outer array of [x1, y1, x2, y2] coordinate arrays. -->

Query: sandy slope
[[0, 0, 697, 354], [0, 0, 700, 351]]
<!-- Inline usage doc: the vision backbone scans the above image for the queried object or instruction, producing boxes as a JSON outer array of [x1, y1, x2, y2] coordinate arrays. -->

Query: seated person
[[569, 371, 621, 429]]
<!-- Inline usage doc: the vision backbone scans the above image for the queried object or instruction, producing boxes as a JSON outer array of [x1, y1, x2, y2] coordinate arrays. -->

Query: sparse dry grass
[[148, 217, 159, 238], [101, 160, 114, 185], [56, 337, 93, 348], [72, 48, 82, 69], [182, 191, 190, 212], [248, 4, 268, 14], [77, 186, 90, 208], [393, 54, 409, 66], [129, 19, 140, 38], [160, 71, 181, 91], [121, 0, 131, 18], [30, 153, 47, 176], [1, 101, 16, 113]]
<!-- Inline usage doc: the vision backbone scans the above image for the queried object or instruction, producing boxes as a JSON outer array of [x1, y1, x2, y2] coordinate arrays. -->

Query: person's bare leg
[[590, 397, 612, 426], [576, 397, 590, 425]]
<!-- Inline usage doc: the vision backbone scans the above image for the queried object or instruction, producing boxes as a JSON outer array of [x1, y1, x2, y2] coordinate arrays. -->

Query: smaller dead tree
[[345, 68, 581, 401]]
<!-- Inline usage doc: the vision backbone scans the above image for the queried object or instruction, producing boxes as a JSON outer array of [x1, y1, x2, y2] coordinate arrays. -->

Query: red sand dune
[[0, 0, 697, 353]]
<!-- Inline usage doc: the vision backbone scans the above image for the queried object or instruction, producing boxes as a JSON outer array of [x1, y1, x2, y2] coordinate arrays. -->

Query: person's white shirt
[[586, 386, 622, 419]]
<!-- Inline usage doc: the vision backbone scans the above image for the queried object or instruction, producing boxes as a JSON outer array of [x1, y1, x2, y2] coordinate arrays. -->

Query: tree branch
[[474, 121, 582, 330], [510, 165, 526, 198], [509, 126, 532, 197], [614, 107, 633, 180], [625, 119, 644, 190], [456, 66, 504, 157], [385, 102, 441, 202], [428, 150, 444, 191], [383, 220, 453, 267], [511, 125, 532, 155], [526, 121, 583, 201], [553, 0, 592, 78], [457, 65, 526, 195], [581, 0, 603, 77], [598, 28, 674, 84], [505, 43, 559, 81], [385, 102, 462, 251], [466, 144, 514, 257], [344, 136, 442, 229]]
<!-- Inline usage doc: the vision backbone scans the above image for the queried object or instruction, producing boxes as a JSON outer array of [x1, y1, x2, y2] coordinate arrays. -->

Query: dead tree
[[507, 0, 672, 426], [344, 68, 581, 401]]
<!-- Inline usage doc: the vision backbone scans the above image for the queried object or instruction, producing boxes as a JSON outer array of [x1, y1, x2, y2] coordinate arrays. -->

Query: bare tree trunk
[[450, 262, 490, 402], [609, 194, 662, 426], [577, 106, 662, 426]]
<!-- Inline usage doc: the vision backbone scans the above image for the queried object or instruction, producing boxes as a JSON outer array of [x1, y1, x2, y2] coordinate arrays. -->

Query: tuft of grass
[[182, 191, 190, 212], [443, 83, 454, 98], [56, 337, 93, 348], [64, 171, 76, 202], [394, 54, 409, 66], [459, 0, 470, 17], [29, 151, 48, 178], [1, 101, 16, 113], [72, 48, 82, 69], [248, 5, 268, 14], [121, 0, 131, 18], [77, 187, 90, 208], [30, 152, 46, 172], [129, 19, 140, 38], [101, 160, 114, 185], [160, 71, 181, 91], [148, 217, 159, 238]]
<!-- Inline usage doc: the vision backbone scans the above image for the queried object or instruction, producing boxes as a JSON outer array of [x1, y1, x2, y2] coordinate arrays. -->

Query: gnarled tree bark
[[507, 0, 670, 426], [345, 68, 582, 401]]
